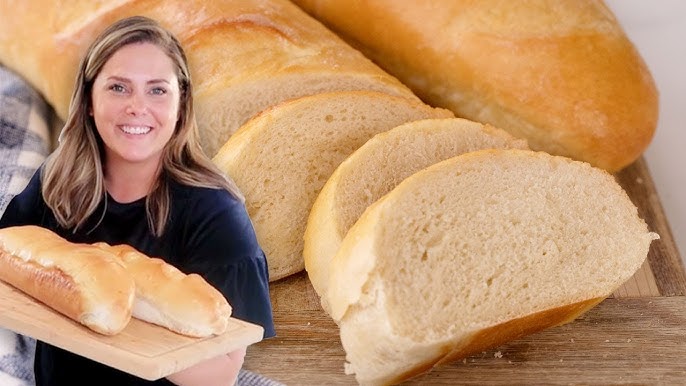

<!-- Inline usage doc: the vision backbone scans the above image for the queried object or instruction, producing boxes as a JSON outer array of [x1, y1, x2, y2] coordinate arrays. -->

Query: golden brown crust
[[0, 249, 82, 323], [0, 0, 415, 156], [97, 243, 232, 337], [0, 226, 135, 335], [291, 0, 658, 172], [388, 297, 605, 385]]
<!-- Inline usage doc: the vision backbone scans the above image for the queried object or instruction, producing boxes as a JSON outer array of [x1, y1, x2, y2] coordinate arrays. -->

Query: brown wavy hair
[[42, 15, 243, 236]]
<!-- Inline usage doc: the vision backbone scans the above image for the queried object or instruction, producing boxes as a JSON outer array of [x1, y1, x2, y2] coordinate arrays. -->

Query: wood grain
[[0, 279, 264, 381], [245, 297, 686, 385], [614, 158, 686, 296], [243, 157, 686, 384]]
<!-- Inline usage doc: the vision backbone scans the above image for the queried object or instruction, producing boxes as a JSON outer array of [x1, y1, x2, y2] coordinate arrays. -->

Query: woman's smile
[[119, 125, 152, 135]]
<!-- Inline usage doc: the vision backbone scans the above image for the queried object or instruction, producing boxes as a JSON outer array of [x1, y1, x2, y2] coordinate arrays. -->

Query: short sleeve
[[175, 188, 275, 338], [199, 250, 275, 338]]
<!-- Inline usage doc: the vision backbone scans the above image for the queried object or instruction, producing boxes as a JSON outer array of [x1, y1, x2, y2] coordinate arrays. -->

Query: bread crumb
[[494, 351, 503, 358], [627, 338, 632, 343], [604, 340, 610, 343], [635, 177, 643, 184], [570, 338, 574, 343], [559, 359, 563, 362], [462, 358, 467, 364], [307, 322, 311, 326]]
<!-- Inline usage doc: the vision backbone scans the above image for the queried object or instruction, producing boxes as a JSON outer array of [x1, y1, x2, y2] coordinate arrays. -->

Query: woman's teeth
[[121, 125, 151, 135]]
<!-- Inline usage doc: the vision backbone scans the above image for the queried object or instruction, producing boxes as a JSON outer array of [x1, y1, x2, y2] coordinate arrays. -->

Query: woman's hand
[[166, 347, 246, 386]]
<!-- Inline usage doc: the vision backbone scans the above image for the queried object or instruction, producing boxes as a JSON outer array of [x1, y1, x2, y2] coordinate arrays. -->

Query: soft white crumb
[[494, 351, 503, 358]]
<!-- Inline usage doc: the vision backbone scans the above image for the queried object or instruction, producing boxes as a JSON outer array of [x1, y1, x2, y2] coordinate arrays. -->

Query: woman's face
[[91, 42, 180, 172]]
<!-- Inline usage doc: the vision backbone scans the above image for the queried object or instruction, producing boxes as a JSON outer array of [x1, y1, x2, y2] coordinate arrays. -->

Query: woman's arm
[[166, 347, 246, 386]]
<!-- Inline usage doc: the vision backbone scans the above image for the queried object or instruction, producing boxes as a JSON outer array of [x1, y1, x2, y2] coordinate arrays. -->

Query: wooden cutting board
[[244, 157, 686, 385], [0, 279, 264, 381]]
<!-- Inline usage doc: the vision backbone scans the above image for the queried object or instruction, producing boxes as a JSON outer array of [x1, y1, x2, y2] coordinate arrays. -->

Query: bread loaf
[[0, 226, 135, 335], [213, 90, 452, 281], [0, 0, 417, 156], [291, 0, 659, 172], [304, 118, 528, 313], [94, 243, 232, 338], [328, 149, 658, 385]]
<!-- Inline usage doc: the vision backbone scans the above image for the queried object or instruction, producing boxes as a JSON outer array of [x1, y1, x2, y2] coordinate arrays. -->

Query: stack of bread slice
[[304, 118, 528, 313], [212, 91, 452, 281], [215, 92, 656, 384]]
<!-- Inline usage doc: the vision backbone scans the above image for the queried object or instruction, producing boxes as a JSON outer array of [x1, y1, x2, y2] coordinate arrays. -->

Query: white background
[[605, 0, 685, 266]]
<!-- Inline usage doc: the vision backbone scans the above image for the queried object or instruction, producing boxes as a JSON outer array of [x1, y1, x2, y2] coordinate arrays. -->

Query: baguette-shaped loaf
[[213, 90, 452, 281], [0, 226, 135, 335], [328, 149, 658, 385], [292, 0, 659, 172], [0, 0, 417, 156], [94, 243, 232, 338], [304, 118, 528, 314]]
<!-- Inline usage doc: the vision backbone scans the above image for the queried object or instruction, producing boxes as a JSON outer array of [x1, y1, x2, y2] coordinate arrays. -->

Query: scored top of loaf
[[97, 243, 232, 337]]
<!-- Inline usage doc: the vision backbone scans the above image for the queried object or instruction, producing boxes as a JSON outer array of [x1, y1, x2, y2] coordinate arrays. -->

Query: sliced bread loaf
[[304, 118, 528, 313], [328, 149, 658, 385], [212, 91, 452, 281]]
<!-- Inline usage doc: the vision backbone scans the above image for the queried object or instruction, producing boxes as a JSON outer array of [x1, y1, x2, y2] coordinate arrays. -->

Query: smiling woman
[[0, 16, 274, 386], [90, 42, 180, 203]]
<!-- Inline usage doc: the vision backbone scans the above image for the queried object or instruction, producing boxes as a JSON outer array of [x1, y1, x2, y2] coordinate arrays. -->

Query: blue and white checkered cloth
[[0, 65, 52, 216], [0, 64, 49, 386], [0, 64, 283, 386]]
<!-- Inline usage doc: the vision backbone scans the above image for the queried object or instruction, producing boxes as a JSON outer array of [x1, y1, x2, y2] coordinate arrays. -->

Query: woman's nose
[[125, 92, 147, 115]]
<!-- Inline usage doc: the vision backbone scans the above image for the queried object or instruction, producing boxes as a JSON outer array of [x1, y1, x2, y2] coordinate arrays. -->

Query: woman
[[0, 16, 274, 386]]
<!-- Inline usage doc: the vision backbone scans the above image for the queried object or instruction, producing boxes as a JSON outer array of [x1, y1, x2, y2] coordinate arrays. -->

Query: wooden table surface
[[243, 158, 686, 385]]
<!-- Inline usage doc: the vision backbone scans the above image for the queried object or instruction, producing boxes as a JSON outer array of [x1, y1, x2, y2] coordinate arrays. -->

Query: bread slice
[[212, 90, 452, 281], [0, 0, 417, 157], [304, 118, 528, 313], [328, 149, 658, 385]]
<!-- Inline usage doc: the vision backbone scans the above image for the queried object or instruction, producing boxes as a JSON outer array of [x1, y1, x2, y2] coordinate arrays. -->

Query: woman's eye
[[151, 87, 167, 95], [109, 84, 125, 93]]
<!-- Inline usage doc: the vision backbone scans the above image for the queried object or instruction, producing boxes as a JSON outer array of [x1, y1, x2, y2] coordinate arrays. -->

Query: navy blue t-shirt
[[0, 169, 275, 385]]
